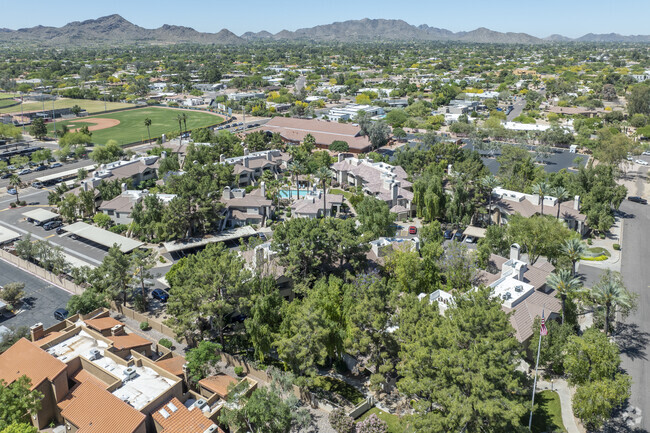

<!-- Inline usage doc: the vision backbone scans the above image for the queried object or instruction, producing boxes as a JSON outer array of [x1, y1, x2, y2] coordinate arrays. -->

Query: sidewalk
[[537, 378, 583, 433]]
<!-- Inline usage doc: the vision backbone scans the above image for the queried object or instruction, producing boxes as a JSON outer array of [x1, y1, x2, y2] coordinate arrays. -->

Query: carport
[[0, 226, 20, 245], [163, 226, 257, 257], [23, 208, 60, 225], [462, 226, 487, 242], [64, 221, 144, 253]]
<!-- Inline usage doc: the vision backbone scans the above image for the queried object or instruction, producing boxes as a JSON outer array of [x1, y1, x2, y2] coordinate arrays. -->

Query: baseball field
[[46, 106, 224, 145], [0, 97, 132, 115]]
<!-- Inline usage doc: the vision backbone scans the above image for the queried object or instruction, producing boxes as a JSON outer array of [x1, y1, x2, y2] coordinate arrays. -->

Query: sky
[[2, 0, 649, 38]]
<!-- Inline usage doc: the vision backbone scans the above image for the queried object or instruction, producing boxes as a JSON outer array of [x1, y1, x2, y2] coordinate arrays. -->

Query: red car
[[408, 226, 417, 235]]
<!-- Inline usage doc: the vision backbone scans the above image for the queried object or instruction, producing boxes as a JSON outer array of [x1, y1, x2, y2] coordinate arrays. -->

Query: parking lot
[[0, 259, 72, 330]]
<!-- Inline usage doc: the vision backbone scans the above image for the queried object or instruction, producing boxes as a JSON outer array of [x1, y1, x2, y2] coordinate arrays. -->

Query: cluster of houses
[[0, 309, 257, 433]]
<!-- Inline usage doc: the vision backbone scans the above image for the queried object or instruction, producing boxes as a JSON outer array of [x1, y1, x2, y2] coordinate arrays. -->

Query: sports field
[[0, 97, 131, 115], [0, 99, 19, 109], [46, 107, 224, 145], [0, 92, 20, 99]]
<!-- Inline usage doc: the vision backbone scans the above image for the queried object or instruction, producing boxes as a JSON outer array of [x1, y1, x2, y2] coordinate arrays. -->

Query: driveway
[[0, 259, 72, 330]]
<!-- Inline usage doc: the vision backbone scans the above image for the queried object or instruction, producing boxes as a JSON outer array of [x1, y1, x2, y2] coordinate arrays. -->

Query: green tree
[[481, 175, 500, 225], [561, 238, 586, 276], [0, 376, 43, 430], [531, 318, 576, 375], [1, 423, 38, 433], [93, 212, 113, 229], [368, 121, 390, 149], [397, 288, 527, 433], [565, 327, 622, 385], [553, 186, 569, 219], [627, 85, 650, 116], [330, 140, 349, 152], [70, 104, 82, 116], [588, 270, 636, 335], [130, 249, 155, 312], [413, 167, 446, 222], [66, 288, 109, 315], [531, 181, 551, 216], [144, 117, 152, 143], [546, 269, 582, 324], [355, 196, 395, 238], [30, 149, 52, 164], [185, 341, 221, 383], [328, 408, 355, 433], [29, 118, 47, 140], [99, 244, 132, 305], [506, 214, 575, 265], [0, 327, 29, 354], [8, 175, 21, 204], [245, 277, 283, 362], [356, 414, 388, 433], [1, 282, 25, 306], [220, 387, 292, 433], [316, 166, 333, 217], [572, 374, 631, 431], [89, 140, 124, 164]]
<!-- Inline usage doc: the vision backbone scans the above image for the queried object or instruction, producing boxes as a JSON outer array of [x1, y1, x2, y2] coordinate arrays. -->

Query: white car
[[642, 151, 650, 156], [627, 156, 634, 161], [636, 159, 649, 166]]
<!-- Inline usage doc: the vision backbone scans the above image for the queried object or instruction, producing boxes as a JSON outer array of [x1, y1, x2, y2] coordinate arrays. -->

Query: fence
[[348, 397, 375, 419]]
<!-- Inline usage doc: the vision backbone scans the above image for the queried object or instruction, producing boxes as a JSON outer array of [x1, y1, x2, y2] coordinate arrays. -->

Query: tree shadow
[[523, 391, 564, 433], [600, 405, 648, 433], [20, 296, 37, 310], [613, 322, 650, 361]]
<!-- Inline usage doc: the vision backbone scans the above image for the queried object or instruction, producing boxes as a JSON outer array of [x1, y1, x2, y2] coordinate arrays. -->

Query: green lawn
[[0, 99, 19, 108], [527, 390, 567, 433], [0, 92, 20, 99], [310, 376, 365, 405], [330, 188, 352, 200], [356, 408, 415, 433], [581, 246, 611, 261], [46, 107, 224, 145], [0, 97, 131, 115]]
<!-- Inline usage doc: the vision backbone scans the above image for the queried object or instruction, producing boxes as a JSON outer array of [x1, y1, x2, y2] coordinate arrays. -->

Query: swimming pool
[[279, 190, 315, 199]]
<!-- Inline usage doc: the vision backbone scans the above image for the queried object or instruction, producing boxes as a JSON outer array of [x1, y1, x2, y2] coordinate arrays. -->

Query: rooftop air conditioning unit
[[195, 399, 208, 410], [203, 425, 218, 433], [88, 349, 101, 361], [123, 367, 138, 381], [515, 285, 524, 293]]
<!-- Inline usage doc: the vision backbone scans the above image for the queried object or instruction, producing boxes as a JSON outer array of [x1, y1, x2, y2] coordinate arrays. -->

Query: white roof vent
[[166, 402, 178, 413], [123, 367, 138, 381], [203, 425, 218, 433], [158, 408, 170, 419]]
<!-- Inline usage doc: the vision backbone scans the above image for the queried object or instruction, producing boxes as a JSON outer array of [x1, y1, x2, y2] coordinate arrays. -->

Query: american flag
[[540, 310, 548, 336]]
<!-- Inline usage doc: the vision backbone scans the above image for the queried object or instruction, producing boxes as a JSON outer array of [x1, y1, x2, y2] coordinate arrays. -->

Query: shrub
[[159, 338, 173, 349], [599, 232, 606, 239], [140, 321, 150, 331], [109, 224, 128, 234], [19, 201, 26, 206], [9, 202, 16, 208], [158, 256, 166, 263], [329, 408, 355, 433], [613, 243, 621, 250], [1, 282, 25, 306], [587, 238, 593, 245], [234, 366, 245, 376]]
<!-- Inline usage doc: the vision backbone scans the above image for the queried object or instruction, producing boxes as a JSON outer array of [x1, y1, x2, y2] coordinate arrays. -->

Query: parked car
[[54, 308, 69, 321], [32, 181, 44, 188], [408, 226, 417, 235], [7, 188, 17, 195], [151, 288, 169, 302], [642, 151, 650, 156], [1, 173, 11, 179], [17, 168, 31, 175], [50, 162, 63, 168], [628, 196, 647, 204], [34, 165, 48, 172], [43, 220, 63, 231], [55, 227, 65, 235], [453, 231, 463, 242], [464, 235, 477, 244], [443, 229, 453, 240]]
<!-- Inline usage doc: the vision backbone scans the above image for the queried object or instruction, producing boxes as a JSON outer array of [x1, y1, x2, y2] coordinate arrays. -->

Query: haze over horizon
[[2, 0, 649, 38]]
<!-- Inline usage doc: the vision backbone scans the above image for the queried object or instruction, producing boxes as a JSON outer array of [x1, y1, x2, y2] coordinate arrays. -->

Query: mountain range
[[2, 15, 650, 46]]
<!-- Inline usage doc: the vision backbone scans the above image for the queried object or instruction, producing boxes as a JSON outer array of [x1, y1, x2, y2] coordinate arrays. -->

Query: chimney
[[110, 324, 125, 336], [161, 134, 166, 143], [243, 157, 249, 168], [392, 182, 399, 207], [182, 363, 190, 385], [121, 183, 127, 192], [260, 181, 266, 197], [222, 186, 232, 201], [533, 194, 540, 206], [338, 153, 345, 163], [82, 182, 89, 191], [510, 243, 521, 261], [220, 154, 225, 163], [30, 323, 44, 341], [267, 151, 273, 161], [244, 147, 249, 156], [574, 195, 580, 211], [161, 151, 167, 159]]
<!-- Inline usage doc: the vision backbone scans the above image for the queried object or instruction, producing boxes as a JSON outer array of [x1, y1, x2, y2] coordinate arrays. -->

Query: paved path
[[537, 378, 582, 433]]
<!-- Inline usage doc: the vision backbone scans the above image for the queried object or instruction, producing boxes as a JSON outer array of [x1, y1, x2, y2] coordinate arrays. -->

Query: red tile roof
[[198, 374, 238, 398], [152, 397, 217, 433], [108, 334, 152, 350], [0, 338, 67, 390]]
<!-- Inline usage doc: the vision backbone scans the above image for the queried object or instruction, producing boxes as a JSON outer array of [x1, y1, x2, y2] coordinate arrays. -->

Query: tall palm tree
[[553, 186, 569, 220], [181, 113, 188, 136], [591, 271, 634, 335], [546, 269, 582, 324], [287, 161, 303, 200], [481, 175, 500, 225], [562, 238, 587, 276], [532, 181, 551, 216], [144, 118, 152, 144], [177, 114, 183, 137], [8, 174, 21, 204], [316, 166, 333, 218]]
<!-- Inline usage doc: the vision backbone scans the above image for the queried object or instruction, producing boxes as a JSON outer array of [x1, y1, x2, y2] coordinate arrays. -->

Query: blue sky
[[2, 0, 649, 38]]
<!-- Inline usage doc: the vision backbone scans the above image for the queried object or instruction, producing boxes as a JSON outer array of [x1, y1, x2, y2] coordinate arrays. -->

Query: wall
[[348, 397, 375, 419]]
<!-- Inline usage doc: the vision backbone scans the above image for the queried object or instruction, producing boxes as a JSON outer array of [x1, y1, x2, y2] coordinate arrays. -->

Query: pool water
[[279, 190, 313, 199]]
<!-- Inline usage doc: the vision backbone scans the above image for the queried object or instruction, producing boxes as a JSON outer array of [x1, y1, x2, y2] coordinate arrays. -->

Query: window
[[107, 210, 114, 216]]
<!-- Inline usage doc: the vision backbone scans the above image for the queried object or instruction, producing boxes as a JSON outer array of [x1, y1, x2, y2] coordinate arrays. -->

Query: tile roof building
[[290, 189, 344, 219], [258, 117, 373, 153], [98, 190, 177, 225], [492, 186, 587, 235], [220, 149, 290, 187], [331, 154, 415, 219], [220, 183, 273, 229]]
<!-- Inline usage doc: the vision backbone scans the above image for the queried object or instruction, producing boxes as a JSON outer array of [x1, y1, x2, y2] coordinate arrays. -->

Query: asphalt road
[[0, 259, 72, 330], [617, 199, 650, 431], [506, 96, 526, 121]]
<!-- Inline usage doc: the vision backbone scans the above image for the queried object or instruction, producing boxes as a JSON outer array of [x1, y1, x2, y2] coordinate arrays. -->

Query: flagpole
[[528, 308, 546, 430]]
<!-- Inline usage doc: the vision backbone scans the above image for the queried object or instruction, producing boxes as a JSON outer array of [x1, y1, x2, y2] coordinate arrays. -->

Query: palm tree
[[144, 118, 152, 144], [287, 161, 303, 200], [181, 113, 188, 136], [316, 166, 333, 218], [532, 181, 551, 216], [562, 238, 587, 276], [8, 174, 21, 204], [177, 114, 183, 137], [481, 175, 500, 225], [546, 269, 582, 324], [591, 271, 634, 335], [553, 186, 569, 220]]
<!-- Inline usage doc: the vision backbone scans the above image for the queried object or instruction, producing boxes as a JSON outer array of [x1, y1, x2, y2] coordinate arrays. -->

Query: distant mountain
[[2, 15, 650, 46]]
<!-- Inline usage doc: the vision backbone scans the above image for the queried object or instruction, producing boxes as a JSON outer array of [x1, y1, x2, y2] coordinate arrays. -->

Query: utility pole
[[528, 309, 547, 430], [20, 95, 24, 134], [52, 98, 56, 137]]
